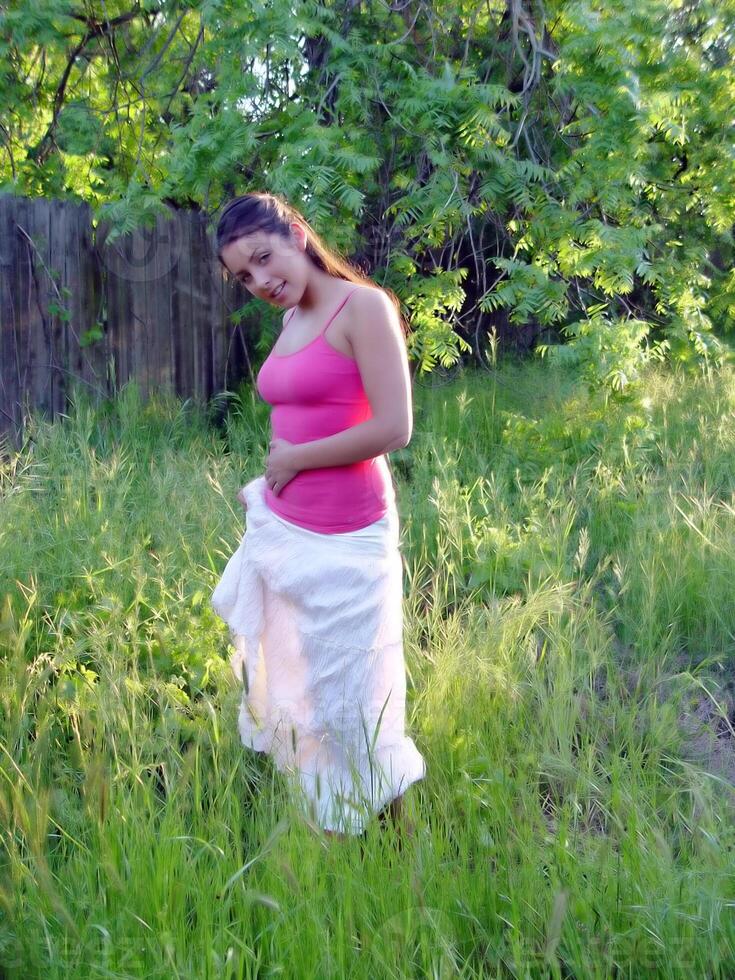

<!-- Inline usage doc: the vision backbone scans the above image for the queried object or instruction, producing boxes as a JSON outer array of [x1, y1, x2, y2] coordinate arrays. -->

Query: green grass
[[2, 359, 735, 977]]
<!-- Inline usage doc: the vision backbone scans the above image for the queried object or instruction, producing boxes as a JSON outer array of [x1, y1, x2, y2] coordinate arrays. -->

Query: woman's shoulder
[[343, 284, 406, 359], [280, 280, 386, 328], [345, 281, 393, 315], [347, 279, 385, 296]]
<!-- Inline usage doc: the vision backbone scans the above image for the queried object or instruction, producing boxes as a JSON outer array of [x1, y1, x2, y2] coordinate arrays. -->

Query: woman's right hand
[[236, 488, 248, 512]]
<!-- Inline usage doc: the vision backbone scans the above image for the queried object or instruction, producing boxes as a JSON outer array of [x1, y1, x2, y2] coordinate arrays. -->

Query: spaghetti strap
[[284, 307, 297, 326], [321, 288, 360, 336]]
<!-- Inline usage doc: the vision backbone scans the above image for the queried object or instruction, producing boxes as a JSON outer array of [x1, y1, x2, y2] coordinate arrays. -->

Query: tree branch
[[31, 6, 144, 166]]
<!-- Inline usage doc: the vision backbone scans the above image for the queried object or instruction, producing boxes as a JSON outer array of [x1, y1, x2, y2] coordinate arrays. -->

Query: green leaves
[[1, 0, 733, 388], [539, 309, 656, 393], [483, 259, 569, 327], [402, 265, 472, 374]]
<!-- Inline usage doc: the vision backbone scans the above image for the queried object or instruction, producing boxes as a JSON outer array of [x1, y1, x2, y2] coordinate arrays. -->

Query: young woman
[[211, 192, 426, 842]]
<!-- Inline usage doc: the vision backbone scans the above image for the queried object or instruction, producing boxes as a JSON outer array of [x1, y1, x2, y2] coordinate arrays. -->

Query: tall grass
[[1, 360, 735, 977]]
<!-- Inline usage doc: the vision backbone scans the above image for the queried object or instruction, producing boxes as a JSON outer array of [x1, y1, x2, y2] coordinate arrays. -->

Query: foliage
[[1, 0, 734, 386]]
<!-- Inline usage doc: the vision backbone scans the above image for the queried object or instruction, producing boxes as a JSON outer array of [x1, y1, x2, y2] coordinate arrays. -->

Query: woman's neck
[[294, 271, 351, 314]]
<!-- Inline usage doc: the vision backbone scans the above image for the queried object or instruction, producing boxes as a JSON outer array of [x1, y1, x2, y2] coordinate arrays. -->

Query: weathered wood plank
[[0, 196, 258, 445], [0, 195, 19, 437]]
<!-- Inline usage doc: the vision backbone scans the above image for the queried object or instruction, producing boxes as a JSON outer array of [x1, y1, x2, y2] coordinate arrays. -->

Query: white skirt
[[211, 474, 426, 835]]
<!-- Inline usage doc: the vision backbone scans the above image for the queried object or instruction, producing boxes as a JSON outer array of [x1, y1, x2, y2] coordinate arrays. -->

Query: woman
[[211, 192, 426, 841]]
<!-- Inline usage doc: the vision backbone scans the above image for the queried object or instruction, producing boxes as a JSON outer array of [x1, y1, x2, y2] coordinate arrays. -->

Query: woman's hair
[[215, 191, 408, 337]]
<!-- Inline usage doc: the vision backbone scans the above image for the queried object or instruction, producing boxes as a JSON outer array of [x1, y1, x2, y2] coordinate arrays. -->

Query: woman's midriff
[[264, 455, 394, 533]]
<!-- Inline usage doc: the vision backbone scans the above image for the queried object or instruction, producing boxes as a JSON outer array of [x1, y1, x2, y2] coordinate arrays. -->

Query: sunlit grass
[[1, 360, 735, 976]]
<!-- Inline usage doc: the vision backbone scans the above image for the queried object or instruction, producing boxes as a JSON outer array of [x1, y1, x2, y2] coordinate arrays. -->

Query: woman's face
[[220, 223, 307, 307]]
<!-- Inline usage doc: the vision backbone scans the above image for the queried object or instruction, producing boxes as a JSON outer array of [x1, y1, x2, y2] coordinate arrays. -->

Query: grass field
[[2, 358, 735, 978]]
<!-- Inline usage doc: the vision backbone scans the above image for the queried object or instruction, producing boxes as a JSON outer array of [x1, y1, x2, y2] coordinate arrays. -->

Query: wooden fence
[[0, 194, 256, 444]]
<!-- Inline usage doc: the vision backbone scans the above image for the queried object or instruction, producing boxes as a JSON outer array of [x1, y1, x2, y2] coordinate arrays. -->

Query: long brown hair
[[215, 192, 408, 337]]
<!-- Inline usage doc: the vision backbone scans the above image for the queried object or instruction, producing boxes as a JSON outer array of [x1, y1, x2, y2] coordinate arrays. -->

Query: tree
[[1, 0, 733, 385]]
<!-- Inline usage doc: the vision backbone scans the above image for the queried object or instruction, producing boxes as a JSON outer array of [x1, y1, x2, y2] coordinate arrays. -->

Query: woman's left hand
[[265, 438, 300, 496]]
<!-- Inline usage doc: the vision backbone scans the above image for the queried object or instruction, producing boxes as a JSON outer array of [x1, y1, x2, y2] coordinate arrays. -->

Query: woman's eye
[[260, 253, 269, 262]]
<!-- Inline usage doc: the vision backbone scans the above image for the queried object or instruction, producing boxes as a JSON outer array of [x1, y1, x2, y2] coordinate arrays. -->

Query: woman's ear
[[289, 221, 308, 252]]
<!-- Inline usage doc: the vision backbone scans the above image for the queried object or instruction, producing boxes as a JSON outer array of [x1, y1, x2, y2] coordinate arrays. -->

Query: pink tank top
[[256, 288, 396, 533]]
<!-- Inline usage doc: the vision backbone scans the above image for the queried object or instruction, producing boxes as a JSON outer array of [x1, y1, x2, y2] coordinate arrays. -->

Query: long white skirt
[[211, 474, 426, 835]]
